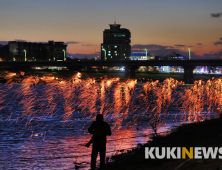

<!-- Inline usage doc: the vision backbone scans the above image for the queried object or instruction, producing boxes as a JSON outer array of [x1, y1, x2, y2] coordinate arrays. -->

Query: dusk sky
[[0, 0, 222, 59]]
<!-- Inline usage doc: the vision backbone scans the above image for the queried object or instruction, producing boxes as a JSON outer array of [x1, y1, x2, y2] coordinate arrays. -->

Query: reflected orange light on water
[[19, 126, 153, 169]]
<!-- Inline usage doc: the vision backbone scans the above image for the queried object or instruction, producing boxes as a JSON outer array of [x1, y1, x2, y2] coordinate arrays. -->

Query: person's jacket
[[88, 120, 111, 144]]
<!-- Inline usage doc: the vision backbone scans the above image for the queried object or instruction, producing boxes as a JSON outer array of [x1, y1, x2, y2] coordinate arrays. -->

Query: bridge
[[1, 60, 222, 83]]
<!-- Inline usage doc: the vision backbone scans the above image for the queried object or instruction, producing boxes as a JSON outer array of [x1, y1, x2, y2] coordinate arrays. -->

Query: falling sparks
[[0, 72, 222, 140]]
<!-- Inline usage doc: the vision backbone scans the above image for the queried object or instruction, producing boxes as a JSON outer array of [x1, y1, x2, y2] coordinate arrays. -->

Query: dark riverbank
[[102, 118, 222, 170], [1, 69, 222, 83]]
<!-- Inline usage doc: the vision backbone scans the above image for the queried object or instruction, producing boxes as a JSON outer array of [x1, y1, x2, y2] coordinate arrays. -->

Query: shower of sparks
[[0, 72, 222, 140]]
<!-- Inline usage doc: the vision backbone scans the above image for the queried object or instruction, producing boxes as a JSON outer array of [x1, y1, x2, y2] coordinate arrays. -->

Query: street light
[[63, 49, 66, 61], [144, 49, 147, 60], [23, 50, 27, 61], [188, 48, 191, 60], [102, 48, 106, 61], [54, 49, 56, 61]]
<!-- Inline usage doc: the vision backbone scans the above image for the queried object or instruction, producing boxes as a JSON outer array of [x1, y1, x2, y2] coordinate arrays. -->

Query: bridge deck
[[1, 60, 222, 67]]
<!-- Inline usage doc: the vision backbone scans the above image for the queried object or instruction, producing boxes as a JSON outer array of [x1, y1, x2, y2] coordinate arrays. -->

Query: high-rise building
[[101, 22, 131, 61], [7, 41, 67, 62]]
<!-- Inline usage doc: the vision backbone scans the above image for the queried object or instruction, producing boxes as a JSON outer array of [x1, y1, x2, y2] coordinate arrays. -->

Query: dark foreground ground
[[102, 118, 222, 170]]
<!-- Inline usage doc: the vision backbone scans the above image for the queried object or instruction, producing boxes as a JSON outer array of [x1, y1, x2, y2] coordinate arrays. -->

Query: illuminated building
[[8, 41, 67, 61], [101, 22, 131, 61], [130, 52, 154, 60]]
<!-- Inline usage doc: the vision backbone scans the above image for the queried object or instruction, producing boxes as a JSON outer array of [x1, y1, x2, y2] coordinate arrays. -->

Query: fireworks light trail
[[0, 72, 222, 140], [178, 78, 222, 123]]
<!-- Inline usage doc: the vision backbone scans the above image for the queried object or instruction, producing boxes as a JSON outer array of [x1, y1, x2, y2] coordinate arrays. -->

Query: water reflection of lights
[[15, 127, 152, 169]]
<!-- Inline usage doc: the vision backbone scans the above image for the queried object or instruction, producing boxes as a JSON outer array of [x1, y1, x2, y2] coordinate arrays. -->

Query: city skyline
[[0, 0, 222, 59]]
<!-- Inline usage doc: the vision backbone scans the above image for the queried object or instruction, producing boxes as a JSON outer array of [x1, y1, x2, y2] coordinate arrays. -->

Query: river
[[0, 74, 220, 169]]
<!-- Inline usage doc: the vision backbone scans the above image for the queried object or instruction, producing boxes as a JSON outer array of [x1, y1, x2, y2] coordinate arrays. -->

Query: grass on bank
[[102, 118, 222, 170]]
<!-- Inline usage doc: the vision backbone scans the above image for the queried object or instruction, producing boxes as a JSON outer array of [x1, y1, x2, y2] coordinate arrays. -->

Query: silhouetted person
[[87, 114, 111, 170]]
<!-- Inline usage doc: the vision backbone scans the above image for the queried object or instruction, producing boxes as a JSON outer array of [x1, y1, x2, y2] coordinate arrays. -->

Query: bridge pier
[[67, 66, 83, 72], [130, 66, 138, 79], [183, 65, 195, 84], [125, 66, 138, 79], [125, 66, 129, 78]]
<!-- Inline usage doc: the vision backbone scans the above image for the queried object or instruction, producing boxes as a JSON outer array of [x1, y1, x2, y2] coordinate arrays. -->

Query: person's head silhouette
[[96, 114, 103, 122]]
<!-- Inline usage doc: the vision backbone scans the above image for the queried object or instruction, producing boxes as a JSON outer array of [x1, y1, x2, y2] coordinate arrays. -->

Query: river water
[[0, 75, 220, 169]]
